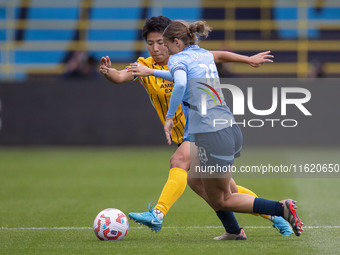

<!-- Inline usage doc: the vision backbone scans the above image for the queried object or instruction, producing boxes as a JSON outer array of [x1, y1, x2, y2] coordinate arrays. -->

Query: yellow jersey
[[137, 56, 186, 145]]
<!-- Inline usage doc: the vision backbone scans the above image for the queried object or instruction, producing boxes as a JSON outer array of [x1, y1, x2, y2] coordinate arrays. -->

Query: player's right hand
[[99, 56, 111, 75], [101, 56, 111, 68], [99, 64, 110, 75]]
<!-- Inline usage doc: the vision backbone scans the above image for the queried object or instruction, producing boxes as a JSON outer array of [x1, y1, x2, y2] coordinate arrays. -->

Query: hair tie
[[188, 26, 195, 34]]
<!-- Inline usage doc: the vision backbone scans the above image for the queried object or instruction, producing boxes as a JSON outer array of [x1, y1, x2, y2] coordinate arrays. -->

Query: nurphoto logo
[[199, 82, 312, 128]]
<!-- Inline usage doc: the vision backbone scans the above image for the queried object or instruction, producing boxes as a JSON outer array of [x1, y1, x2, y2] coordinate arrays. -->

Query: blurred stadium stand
[[0, 0, 340, 81]]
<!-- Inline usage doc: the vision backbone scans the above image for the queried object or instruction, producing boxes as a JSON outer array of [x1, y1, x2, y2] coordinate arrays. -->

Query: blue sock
[[216, 210, 241, 234], [253, 198, 284, 216]]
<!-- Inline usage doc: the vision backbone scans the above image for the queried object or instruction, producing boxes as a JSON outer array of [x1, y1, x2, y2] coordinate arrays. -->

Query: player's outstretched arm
[[99, 56, 135, 84], [211, 50, 274, 67], [127, 63, 173, 82]]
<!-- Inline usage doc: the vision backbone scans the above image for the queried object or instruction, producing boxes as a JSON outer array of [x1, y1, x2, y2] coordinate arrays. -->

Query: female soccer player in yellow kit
[[99, 16, 293, 239]]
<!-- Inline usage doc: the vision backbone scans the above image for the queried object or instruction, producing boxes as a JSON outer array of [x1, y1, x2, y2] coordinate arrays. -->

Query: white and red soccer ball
[[93, 208, 129, 241]]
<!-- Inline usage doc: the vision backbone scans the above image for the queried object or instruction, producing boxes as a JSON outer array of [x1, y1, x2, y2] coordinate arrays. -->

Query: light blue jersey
[[167, 45, 234, 141]]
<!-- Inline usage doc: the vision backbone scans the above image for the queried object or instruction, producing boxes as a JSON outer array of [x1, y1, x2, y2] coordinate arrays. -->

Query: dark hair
[[163, 20, 212, 45], [142, 16, 172, 40]]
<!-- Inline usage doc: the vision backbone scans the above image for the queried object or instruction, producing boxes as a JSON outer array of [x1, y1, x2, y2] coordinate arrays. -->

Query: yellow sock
[[154, 168, 187, 216], [237, 185, 270, 220]]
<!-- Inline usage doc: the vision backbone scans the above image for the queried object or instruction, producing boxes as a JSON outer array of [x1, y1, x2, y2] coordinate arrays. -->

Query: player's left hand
[[99, 64, 110, 75], [100, 56, 111, 68], [99, 56, 112, 75], [164, 117, 174, 145], [127, 63, 154, 76], [248, 51, 274, 67]]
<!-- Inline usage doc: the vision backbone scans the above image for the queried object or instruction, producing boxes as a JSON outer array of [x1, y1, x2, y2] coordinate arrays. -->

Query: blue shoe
[[128, 203, 163, 232], [272, 216, 294, 236]]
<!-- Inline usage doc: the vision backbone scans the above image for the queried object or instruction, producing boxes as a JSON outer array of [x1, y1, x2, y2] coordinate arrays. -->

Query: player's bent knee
[[170, 153, 189, 169]]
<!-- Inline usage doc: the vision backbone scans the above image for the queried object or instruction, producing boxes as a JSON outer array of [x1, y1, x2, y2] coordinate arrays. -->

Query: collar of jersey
[[152, 58, 167, 67], [184, 44, 199, 51]]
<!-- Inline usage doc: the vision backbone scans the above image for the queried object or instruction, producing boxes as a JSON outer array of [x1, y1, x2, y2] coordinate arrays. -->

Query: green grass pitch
[[0, 147, 339, 255]]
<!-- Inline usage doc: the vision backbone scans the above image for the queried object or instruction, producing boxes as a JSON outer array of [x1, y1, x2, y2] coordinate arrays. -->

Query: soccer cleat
[[281, 199, 303, 236], [128, 202, 163, 232], [213, 228, 247, 240], [272, 216, 293, 236]]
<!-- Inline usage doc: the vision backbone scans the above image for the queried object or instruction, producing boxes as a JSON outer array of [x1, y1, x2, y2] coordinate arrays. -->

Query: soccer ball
[[93, 208, 129, 241]]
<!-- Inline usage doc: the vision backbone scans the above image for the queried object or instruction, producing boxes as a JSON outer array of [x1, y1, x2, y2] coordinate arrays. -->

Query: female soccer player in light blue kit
[[162, 20, 303, 238]]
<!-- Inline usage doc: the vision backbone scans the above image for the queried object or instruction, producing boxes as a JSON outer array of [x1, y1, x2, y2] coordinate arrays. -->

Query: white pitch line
[[1, 226, 340, 230]]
